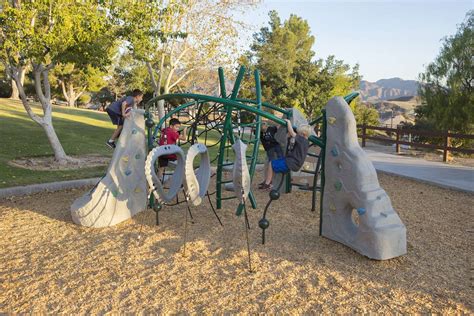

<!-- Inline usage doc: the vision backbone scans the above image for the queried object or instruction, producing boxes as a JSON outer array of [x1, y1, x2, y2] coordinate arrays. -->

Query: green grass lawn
[[0, 98, 114, 188], [0, 98, 265, 188]]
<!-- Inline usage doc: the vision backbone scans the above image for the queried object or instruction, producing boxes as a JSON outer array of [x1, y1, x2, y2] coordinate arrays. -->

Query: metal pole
[[319, 110, 327, 236]]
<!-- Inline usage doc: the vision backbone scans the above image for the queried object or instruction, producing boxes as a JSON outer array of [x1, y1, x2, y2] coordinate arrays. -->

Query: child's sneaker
[[259, 183, 272, 190], [106, 140, 116, 149]]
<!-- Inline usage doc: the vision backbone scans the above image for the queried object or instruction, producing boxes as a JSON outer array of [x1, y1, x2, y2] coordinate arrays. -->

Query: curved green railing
[[146, 93, 325, 148]]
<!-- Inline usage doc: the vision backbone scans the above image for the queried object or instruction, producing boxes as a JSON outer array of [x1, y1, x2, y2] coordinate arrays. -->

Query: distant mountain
[[359, 78, 419, 102]]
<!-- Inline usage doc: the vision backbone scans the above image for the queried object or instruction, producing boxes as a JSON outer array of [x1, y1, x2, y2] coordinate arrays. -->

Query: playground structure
[[71, 66, 406, 261]]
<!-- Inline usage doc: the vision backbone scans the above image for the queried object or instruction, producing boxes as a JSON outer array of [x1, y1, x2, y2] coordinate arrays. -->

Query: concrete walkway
[[364, 149, 474, 193], [0, 178, 101, 199]]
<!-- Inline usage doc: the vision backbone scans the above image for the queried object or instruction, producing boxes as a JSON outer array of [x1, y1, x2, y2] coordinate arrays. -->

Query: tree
[[0, 1, 114, 163], [354, 103, 379, 127], [245, 11, 360, 119], [417, 10, 473, 135], [251, 11, 315, 104], [93, 87, 115, 111], [0, 61, 11, 97], [111, 53, 152, 95], [51, 63, 106, 107], [2, 0, 25, 100], [9, 65, 25, 99], [112, 0, 251, 119]]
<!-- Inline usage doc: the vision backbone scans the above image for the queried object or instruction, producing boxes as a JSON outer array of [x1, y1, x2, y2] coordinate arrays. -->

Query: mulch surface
[[0, 173, 472, 313]]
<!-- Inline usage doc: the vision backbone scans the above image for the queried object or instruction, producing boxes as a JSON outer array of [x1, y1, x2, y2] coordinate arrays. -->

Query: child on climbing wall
[[106, 89, 144, 149], [157, 118, 188, 180], [259, 121, 282, 190], [260, 119, 311, 189]]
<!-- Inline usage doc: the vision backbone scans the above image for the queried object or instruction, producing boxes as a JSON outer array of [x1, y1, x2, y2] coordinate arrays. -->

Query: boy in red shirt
[[158, 118, 187, 180]]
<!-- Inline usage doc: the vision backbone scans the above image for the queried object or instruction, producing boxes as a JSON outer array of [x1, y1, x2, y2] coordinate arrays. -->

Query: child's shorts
[[158, 157, 177, 167], [266, 145, 283, 161], [106, 108, 124, 126], [271, 158, 289, 173], [158, 157, 170, 167]]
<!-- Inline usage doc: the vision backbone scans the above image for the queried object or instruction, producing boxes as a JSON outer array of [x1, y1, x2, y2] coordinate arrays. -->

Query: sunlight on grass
[[0, 98, 265, 188], [0, 98, 114, 188]]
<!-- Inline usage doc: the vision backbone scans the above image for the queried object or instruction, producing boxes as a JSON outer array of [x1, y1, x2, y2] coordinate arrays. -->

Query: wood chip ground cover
[[0, 174, 472, 313]]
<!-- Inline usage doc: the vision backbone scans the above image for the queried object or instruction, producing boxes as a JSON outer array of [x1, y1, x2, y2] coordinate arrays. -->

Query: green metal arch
[[236, 98, 291, 116], [145, 93, 325, 148]]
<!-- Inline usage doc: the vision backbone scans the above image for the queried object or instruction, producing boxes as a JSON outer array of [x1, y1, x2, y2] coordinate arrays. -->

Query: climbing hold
[[357, 207, 366, 215], [111, 190, 118, 197], [121, 156, 129, 163], [132, 128, 137, 135], [135, 153, 141, 160], [330, 204, 336, 212], [134, 187, 142, 193], [328, 116, 337, 125], [145, 118, 155, 128], [125, 170, 132, 176], [258, 218, 270, 230], [380, 212, 388, 217], [334, 180, 342, 191], [337, 163, 343, 171], [269, 189, 280, 201], [331, 147, 339, 157]]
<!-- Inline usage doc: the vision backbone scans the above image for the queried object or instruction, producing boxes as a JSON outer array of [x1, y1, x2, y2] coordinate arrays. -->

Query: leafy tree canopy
[[417, 10, 473, 134], [0, 1, 114, 70], [244, 11, 360, 119]]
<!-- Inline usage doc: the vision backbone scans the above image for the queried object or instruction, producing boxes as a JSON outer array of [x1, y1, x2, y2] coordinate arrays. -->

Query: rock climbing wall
[[71, 109, 147, 227], [322, 97, 406, 260]]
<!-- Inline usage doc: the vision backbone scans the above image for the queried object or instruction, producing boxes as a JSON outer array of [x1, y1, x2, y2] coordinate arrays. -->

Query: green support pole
[[217, 118, 236, 206], [145, 111, 155, 210], [216, 66, 246, 209], [218, 67, 226, 98], [319, 110, 327, 236], [230, 66, 246, 100], [285, 110, 293, 193]]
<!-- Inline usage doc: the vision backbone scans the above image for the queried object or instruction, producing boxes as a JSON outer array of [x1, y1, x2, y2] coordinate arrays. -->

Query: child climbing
[[158, 118, 188, 180], [106, 89, 144, 149], [259, 121, 282, 190], [260, 119, 311, 189]]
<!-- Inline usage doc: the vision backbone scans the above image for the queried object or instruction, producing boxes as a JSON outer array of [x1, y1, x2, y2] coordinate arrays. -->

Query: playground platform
[[365, 149, 474, 193]]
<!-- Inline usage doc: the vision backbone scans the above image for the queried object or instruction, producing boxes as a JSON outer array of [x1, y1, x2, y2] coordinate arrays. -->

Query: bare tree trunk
[[42, 114, 69, 162], [156, 55, 166, 120], [68, 83, 76, 107], [13, 65, 70, 164], [60, 80, 84, 107], [146, 60, 166, 120], [10, 79, 20, 100], [10, 67, 25, 100]]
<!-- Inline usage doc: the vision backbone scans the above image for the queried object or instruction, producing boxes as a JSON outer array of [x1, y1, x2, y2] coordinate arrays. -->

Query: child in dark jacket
[[261, 119, 311, 189], [259, 121, 282, 189]]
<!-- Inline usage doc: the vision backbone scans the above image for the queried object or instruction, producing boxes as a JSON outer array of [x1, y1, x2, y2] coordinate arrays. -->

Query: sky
[[237, 0, 472, 82]]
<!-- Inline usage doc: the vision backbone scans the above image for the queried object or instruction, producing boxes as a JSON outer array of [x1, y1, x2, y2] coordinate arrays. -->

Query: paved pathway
[[364, 149, 474, 193]]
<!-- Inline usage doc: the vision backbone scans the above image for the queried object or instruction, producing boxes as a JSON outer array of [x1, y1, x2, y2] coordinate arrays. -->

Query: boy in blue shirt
[[260, 119, 311, 189], [105, 89, 143, 148]]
